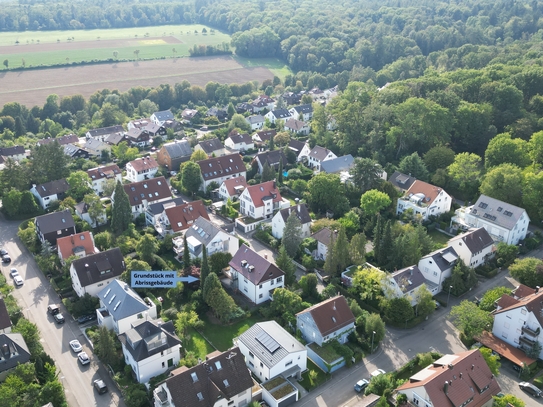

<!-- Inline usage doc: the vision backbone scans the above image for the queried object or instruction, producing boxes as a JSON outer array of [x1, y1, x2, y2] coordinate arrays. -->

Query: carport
[[477, 331, 536, 367]]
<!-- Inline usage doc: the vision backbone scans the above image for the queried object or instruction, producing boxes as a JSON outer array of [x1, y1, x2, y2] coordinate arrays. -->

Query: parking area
[[497, 363, 543, 406]]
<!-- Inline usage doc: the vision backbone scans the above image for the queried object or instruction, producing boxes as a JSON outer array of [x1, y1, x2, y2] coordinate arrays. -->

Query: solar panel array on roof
[[255, 331, 280, 354]]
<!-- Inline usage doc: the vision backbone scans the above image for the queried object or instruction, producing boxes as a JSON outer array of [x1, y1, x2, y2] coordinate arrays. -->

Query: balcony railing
[[519, 336, 536, 347], [522, 326, 541, 337]]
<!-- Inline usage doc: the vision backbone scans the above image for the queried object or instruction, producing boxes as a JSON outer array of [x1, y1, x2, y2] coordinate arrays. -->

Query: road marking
[[316, 395, 327, 407]]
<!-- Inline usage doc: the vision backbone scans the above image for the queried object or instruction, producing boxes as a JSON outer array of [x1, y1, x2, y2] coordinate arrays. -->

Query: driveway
[[0, 216, 124, 407]]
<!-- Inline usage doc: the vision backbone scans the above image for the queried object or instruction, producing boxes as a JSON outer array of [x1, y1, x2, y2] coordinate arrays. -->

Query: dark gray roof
[[389, 171, 416, 191], [449, 227, 494, 255], [147, 197, 185, 216], [253, 130, 276, 142], [125, 128, 149, 140], [423, 246, 458, 272], [119, 319, 180, 363], [288, 139, 306, 153], [71, 248, 125, 288], [152, 110, 174, 122], [159, 347, 253, 407], [198, 154, 246, 181], [33, 179, 69, 197], [391, 265, 426, 293], [246, 115, 265, 124], [185, 217, 223, 256], [292, 104, 313, 114], [0, 145, 25, 156], [35, 209, 75, 234], [0, 333, 31, 374], [64, 144, 89, 157], [255, 150, 287, 167], [270, 109, 291, 119], [38, 134, 79, 146], [311, 227, 333, 246], [198, 138, 224, 154], [105, 132, 126, 145], [0, 298, 12, 331], [309, 145, 332, 161], [228, 133, 252, 145], [98, 280, 152, 321], [469, 195, 528, 230], [86, 125, 124, 138], [237, 321, 304, 368], [229, 245, 285, 285], [321, 155, 354, 174], [278, 204, 311, 225], [162, 140, 192, 159]]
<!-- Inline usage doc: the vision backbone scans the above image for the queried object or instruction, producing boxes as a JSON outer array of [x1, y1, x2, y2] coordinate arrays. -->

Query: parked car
[[93, 379, 108, 394], [69, 340, 82, 353], [370, 369, 386, 379], [0, 249, 7, 256], [354, 379, 369, 393], [77, 314, 97, 324], [47, 304, 60, 315], [54, 314, 65, 324], [2, 254, 11, 263], [519, 382, 542, 397], [13, 275, 24, 286], [78, 352, 90, 366], [9, 268, 19, 278]]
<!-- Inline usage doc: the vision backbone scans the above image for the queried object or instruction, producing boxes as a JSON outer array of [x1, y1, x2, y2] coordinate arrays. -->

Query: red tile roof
[[495, 286, 543, 327], [165, 201, 209, 233], [296, 296, 355, 337], [128, 156, 158, 172], [87, 164, 122, 181], [123, 176, 171, 205], [404, 180, 447, 206], [513, 284, 536, 299], [222, 176, 248, 197], [477, 331, 536, 366], [57, 232, 96, 260], [245, 181, 282, 208]]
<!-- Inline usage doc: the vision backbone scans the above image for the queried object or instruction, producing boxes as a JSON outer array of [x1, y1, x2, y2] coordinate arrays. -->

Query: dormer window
[[191, 372, 199, 383]]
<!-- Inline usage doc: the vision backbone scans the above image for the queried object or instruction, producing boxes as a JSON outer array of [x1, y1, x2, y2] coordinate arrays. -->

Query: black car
[[0, 249, 7, 256], [77, 314, 97, 324], [1, 254, 11, 263], [93, 379, 108, 395]]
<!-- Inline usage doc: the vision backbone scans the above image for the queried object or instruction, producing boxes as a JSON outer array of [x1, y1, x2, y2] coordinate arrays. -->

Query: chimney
[[537, 286, 540, 294], [71, 234, 74, 244], [471, 364, 474, 370], [459, 373, 463, 379], [273, 180, 276, 189], [444, 381, 448, 394], [333, 302, 336, 311]]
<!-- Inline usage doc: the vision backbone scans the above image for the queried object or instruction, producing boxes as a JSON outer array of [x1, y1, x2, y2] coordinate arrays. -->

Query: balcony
[[519, 336, 537, 347], [522, 326, 540, 338]]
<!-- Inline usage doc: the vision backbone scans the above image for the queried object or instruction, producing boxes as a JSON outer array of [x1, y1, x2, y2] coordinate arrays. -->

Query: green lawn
[[184, 327, 216, 359], [427, 229, 450, 247], [299, 359, 330, 391], [199, 314, 264, 351], [233, 56, 292, 79], [308, 342, 342, 364]]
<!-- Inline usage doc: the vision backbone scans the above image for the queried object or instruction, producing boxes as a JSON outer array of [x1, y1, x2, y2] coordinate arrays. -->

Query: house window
[[285, 360, 293, 367], [277, 277, 283, 283], [244, 287, 248, 292], [57, 230, 62, 235], [259, 284, 263, 289], [249, 361, 254, 367], [162, 362, 165, 368], [502, 333, 508, 339], [521, 309, 527, 315], [249, 351, 254, 358], [259, 294, 263, 298], [260, 362, 263, 368]]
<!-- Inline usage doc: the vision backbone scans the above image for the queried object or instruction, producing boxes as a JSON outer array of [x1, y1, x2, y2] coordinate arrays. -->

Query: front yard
[[299, 359, 330, 390]]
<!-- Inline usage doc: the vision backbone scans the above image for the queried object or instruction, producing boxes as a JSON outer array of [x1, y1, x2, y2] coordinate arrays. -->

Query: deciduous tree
[[276, 245, 296, 286], [282, 211, 303, 257], [181, 161, 202, 196], [479, 163, 523, 206], [509, 257, 543, 288], [360, 189, 391, 215], [450, 300, 493, 340]]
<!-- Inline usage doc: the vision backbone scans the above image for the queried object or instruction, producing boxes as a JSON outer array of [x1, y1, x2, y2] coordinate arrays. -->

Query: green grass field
[[233, 56, 292, 79], [184, 327, 216, 359], [199, 314, 264, 351]]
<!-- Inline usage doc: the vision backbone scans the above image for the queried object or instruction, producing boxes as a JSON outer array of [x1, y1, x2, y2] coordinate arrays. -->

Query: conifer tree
[[111, 180, 132, 235], [183, 235, 191, 275], [200, 244, 209, 284]]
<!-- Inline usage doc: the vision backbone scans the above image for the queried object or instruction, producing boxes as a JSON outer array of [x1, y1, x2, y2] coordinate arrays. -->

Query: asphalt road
[[0, 216, 124, 407]]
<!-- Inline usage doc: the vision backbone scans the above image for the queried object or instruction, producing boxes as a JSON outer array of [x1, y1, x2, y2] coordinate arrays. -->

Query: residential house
[[158, 200, 210, 235], [145, 197, 185, 229], [206, 107, 228, 122], [195, 138, 228, 158], [127, 118, 151, 131], [296, 295, 355, 346], [451, 195, 530, 245], [307, 146, 337, 171], [224, 133, 254, 152], [152, 347, 254, 407], [447, 228, 495, 269], [97, 279, 157, 335], [229, 245, 285, 304], [236, 102, 253, 113], [119, 319, 181, 384], [174, 216, 239, 259], [198, 154, 246, 191], [218, 176, 247, 202], [63, 143, 91, 159], [239, 180, 288, 220], [161, 119, 184, 135], [311, 228, 335, 261], [288, 139, 311, 162], [252, 130, 277, 149], [396, 349, 501, 407], [282, 92, 302, 106], [125, 128, 150, 148], [30, 179, 70, 210], [235, 320, 306, 381], [388, 171, 417, 193], [321, 154, 355, 183], [126, 156, 159, 183], [87, 164, 123, 195], [284, 118, 310, 136], [56, 232, 96, 265], [181, 108, 199, 122], [37, 134, 79, 146], [0, 298, 12, 334], [120, 177, 172, 218], [383, 265, 437, 305], [0, 333, 31, 381], [0, 146, 25, 161], [417, 247, 459, 293], [150, 110, 174, 126], [83, 138, 110, 157], [289, 104, 313, 121], [251, 95, 275, 112], [86, 125, 125, 142], [35, 210, 76, 247], [139, 122, 166, 138], [245, 115, 265, 130], [253, 150, 287, 173], [70, 248, 125, 297], [74, 200, 107, 228], [396, 180, 452, 221], [265, 109, 292, 124], [105, 132, 127, 146], [272, 204, 312, 239], [156, 140, 192, 172]]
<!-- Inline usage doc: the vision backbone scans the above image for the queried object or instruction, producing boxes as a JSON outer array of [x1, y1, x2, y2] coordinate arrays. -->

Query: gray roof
[[198, 138, 224, 154], [311, 227, 334, 246], [147, 197, 185, 216], [422, 246, 458, 272], [389, 171, 416, 191], [33, 179, 69, 197], [229, 245, 285, 285], [278, 204, 311, 225], [309, 145, 332, 161], [0, 145, 25, 156], [64, 144, 89, 157], [185, 217, 222, 256], [292, 104, 313, 114], [199, 154, 246, 181], [391, 265, 426, 293], [35, 209, 75, 234], [246, 115, 265, 125], [0, 333, 31, 374], [270, 109, 291, 119], [237, 321, 305, 369], [255, 150, 287, 167], [105, 132, 126, 145], [284, 118, 308, 131], [448, 227, 494, 255], [97, 279, 152, 321], [71, 248, 125, 288], [288, 139, 306, 153], [228, 133, 253, 145], [162, 140, 192, 159], [86, 125, 124, 138], [469, 195, 528, 230], [321, 155, 354, 174], [84, 138, 109, 152], [118, 319, 180, 363], [152, 110, 174, 122]]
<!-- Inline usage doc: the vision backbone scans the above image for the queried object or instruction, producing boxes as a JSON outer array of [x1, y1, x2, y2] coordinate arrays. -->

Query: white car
[[13, 275, 24, 286], [69, 340, 82, 353], [370, 369, 386, 379], [9, 268, 19, 278], [78, 352, 90, 365]]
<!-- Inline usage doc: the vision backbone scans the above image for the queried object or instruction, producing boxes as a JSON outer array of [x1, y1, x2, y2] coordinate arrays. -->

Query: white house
[[296, 296, 355, 347], [447, 227, 495, 269], [272, 204, 312, 240], [252, 130, 276, 148], [417, 247, 458, 293], [396, 180, 452, 221], [56, 232, 96, 265], [383, 266, 439, 304], [289, 104, 313, 121], [74, 201, 107, 228], [288, 139, 311, 162], [35, 210, 76, 247], [0, 146, 25, 161], [228, 245, 285, 305], [97, 279, 157, 335], [235, 320, 307, 382], [69, 248, 126, 297], [157, 200, 210, 236], [218, 176, 248, 201], [451, 195, 530, 245], [118, 319, 181, 384], [396, 349, 501, 407], [152, 347, 255, 407], [198, 154, 246, 191], [311, 228, 335, 261], [224, 133, 254, 152], [145, 197, 185, 230], [126, 156, 159, 183], [239, 180, 289, 220], [284, 118, 310, 136], [150, 110, 174, 126], [87, 165, 123, 195], [265, 109, 292, 124], [177, 217, 239, 259], [30, 179, 70, 210], [246, 115, 265, 130], [251, 95, 275, 112], [86, 125, 125, 142], [119, 177, 172, 218], [307, 146, 337, 171], [195, 138, 228, 158]]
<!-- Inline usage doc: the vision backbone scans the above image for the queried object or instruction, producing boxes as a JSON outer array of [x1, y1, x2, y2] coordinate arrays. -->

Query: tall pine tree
[[372, 216, 383, 264], [276, 245, 296, 286], [324, 229, 338, 276], [278, 158, 284, 184], [200, 244, 209, 284], [111, 180, 131, 235], [378, 221, 393, 269], [183, 235, 191, 275]]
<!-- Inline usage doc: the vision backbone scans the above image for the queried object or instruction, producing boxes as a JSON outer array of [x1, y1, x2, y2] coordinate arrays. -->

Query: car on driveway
[[69, 340, 82, 353], [54, 314, 65, 324], [13, 275, 24, 286], [9, 268, 19, 278], [354, 379, 369, 393], [519, 382, 542, 397], [2, 254, 11, 263], [77, 314, 97, 324], [78, 352, 90, 366], [93, 379, 108, 394]]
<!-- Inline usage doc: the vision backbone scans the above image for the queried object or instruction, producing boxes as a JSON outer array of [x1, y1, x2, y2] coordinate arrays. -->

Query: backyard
[[198, 313, 265, 351]]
